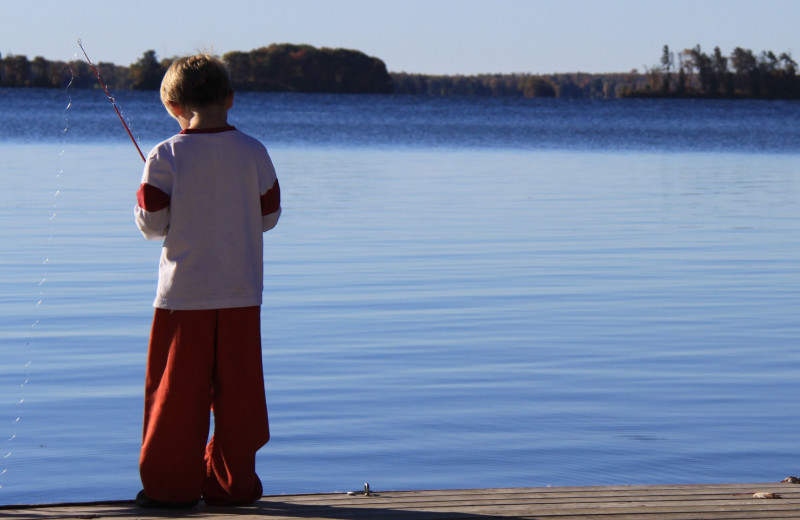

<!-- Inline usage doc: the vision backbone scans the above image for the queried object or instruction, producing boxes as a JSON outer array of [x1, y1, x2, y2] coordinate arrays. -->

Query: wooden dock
[[2, 482, 799, 519]]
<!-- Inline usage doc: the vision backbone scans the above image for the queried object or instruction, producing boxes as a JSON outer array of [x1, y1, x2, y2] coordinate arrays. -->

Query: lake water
[[0, 87, 799, 505]]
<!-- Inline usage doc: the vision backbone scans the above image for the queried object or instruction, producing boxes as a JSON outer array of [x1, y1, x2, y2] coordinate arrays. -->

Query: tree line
[[391, 71, 640, 98], [224, 44, 392, 93], [630, 44, 799, 99], [391, 44, 800, 99], [1, 43, 798, 99], [0, 44, 392, 94]]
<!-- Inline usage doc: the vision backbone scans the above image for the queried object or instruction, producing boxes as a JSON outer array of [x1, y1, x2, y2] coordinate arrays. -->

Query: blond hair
[[160, 54, 233, 116]]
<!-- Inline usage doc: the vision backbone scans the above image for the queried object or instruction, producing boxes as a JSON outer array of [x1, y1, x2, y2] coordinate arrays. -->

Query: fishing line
[[0, 54, 78, 497], [77, 39, 146, 163]]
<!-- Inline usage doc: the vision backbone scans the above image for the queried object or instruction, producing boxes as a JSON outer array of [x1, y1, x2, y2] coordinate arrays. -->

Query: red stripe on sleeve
[[137, 183, 171, 212], [260, 180, 280, 216]]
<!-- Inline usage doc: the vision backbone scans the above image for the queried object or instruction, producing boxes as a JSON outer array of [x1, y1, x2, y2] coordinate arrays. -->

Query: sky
[[3, 0, 800, 76]]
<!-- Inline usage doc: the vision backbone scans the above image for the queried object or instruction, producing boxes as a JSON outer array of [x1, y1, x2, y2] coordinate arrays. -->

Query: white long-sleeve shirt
[[135, 126, 281, 310]]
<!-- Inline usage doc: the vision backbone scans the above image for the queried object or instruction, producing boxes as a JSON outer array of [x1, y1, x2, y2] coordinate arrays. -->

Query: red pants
[[139, 306, 270, 505]]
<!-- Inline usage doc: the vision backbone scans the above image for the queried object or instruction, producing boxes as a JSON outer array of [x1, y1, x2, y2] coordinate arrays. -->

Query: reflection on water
[[2, 88, 800, 153]]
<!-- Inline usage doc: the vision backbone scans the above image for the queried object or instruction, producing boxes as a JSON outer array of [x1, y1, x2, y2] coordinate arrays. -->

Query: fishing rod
[[77, 39, 146, 163]]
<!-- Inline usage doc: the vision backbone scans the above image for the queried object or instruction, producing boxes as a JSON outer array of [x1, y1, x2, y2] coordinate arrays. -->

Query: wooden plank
[[0, 483, 798, 520]]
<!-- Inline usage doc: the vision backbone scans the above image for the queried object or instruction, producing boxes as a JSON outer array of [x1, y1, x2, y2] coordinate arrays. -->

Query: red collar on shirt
[[179, 125, 237, 135]]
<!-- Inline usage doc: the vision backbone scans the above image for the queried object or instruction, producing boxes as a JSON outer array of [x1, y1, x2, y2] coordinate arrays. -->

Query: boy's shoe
[[135, 489, 200, 509]]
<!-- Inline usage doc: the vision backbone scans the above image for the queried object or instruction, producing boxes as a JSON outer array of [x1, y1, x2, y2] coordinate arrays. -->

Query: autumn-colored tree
[[129, 50, 165, 90], [730, 47, 758, 96], [660, 45, 673, 93], [29, 56, 57, 87], [224, 51, 252, 88], [2, 54, 30, 86], [94, 61, 130, 90], [674, 55, 687, 95], [779, 52, 797, 76], [522, 77, 555, 97], [711, 47, 729, 95], [67, 60, 99, 89]]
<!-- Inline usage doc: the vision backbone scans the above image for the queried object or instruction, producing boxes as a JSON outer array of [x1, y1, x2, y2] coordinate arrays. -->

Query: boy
[[134, 54, 281, 508]]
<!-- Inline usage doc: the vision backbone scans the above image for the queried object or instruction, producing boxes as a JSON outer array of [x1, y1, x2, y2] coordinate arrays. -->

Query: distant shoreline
[[2, 42, 798, 100]]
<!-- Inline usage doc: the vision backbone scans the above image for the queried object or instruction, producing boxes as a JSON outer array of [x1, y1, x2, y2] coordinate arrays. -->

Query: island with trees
[[1, 43, 798, 99]]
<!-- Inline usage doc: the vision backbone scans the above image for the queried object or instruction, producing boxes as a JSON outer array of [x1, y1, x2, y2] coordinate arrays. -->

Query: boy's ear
[[167, 100, 185, 116], [226, 92, 234, 109]]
